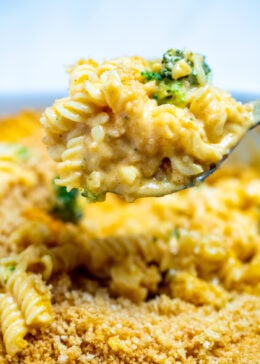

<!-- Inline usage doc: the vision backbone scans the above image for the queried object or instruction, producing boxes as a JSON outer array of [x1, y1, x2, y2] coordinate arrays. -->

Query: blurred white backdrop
[[0, 0, 259, 94]]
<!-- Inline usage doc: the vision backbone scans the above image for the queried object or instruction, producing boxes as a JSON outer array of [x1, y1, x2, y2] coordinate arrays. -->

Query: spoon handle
[[251, 100, 260, 129]]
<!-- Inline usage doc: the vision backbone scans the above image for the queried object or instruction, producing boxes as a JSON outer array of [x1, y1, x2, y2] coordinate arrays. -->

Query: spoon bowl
[[134, 100, 260, 199], [185, 100, 260, 189]]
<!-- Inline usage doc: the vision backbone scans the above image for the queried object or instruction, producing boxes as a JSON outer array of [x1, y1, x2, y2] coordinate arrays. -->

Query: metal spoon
[[130, 100, 260, 200], [193, 100, 260, 184]]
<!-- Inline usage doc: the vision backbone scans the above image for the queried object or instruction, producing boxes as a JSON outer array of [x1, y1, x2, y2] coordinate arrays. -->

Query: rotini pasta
[[5, 269, 53, 327], [56, 134, 86, 190], [110, 257, 161, 303], [86, 234, 163, 277], [0, 250, 53, 356], [41, 49, 256, 201], [0, 293, 28, 356], [47, 243, 85, 274]]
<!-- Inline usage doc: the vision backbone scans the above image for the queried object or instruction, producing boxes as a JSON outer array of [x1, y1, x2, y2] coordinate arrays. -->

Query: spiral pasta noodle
[[189, 85, 251, 142], [6, 269, 53, 327], [86, 234, 162, 277], [48, 243, 85, 274], [0, 293, 28, 356], [6, 242, 85, 280], [56, 134, 86, 190], [110, 256, 161, 303], [42, 96, 93, 134]]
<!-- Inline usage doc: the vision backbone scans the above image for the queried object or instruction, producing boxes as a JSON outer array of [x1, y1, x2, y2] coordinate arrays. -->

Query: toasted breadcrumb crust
[[5, 274, 259, 364]]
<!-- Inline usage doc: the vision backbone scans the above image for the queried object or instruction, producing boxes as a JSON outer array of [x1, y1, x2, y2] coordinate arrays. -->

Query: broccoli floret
[[154, 80, 187, 107], [161, 48, 211, 83], [51, 182, 82, 223], [141, 71, 162, 81], [161, 49, 185, 79], [141, 48, 211, 107]]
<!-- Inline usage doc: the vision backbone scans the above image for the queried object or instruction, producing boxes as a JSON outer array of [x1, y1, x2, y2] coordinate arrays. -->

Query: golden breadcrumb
[[7, 274, 260, 364]]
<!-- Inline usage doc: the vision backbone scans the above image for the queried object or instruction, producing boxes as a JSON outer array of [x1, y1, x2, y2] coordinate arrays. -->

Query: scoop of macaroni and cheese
[[41, 49, 255, 201]]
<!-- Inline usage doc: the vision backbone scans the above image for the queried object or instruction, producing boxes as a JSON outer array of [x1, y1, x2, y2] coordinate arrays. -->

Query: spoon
[[134, 100, 260, 199], [193, 100, 260, 183]]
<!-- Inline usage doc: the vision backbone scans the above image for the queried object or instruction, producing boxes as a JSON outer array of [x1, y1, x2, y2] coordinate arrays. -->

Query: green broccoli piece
[[141, 48, 211, 107], [51, 182, 82, 223], [161, 49, 211, 84], [161, 49, 185, 79], [141, 71, 162, 81], [154, 80, 187, 107]]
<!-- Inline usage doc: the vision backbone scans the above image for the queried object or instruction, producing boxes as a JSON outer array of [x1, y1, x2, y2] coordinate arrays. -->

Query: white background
[[0, 0, 260, 94]]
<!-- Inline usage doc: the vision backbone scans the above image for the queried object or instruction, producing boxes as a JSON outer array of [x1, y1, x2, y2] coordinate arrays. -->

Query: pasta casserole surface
[[0, 111, 259, 363]]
